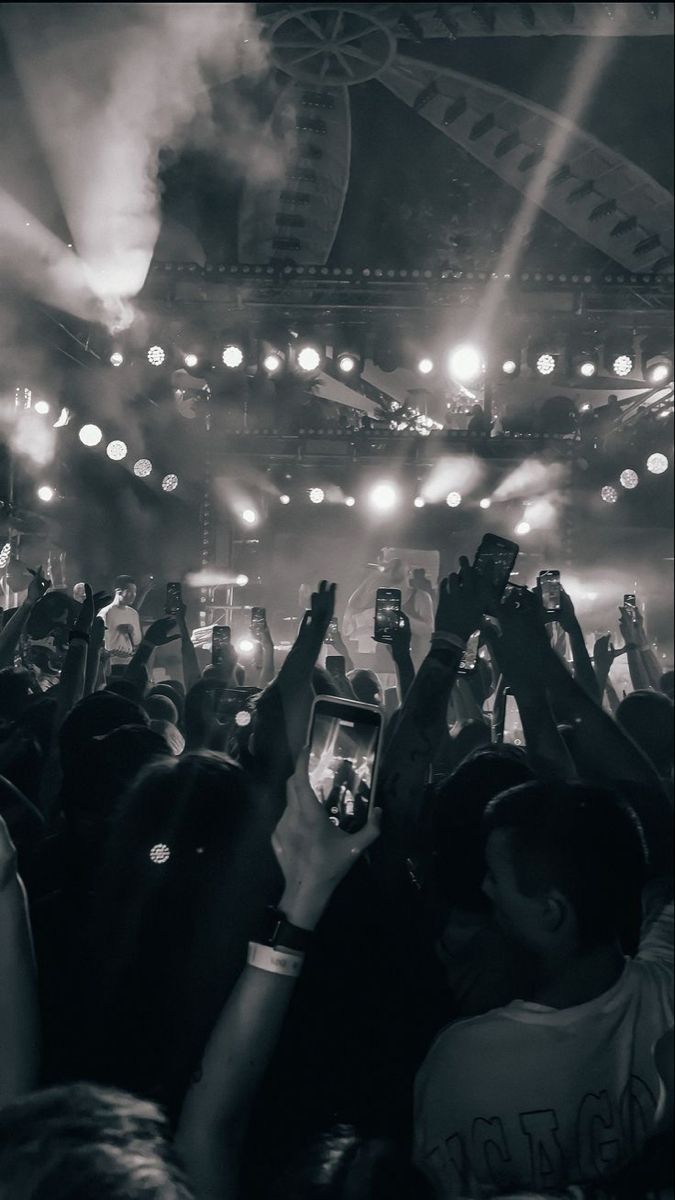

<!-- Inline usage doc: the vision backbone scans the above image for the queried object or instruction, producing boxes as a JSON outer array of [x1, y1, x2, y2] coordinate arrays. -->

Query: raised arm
[[123, 617, 182, 692], [0, 817, 39, 1104], [276, 581, 336, 760], [555, 588, 600, 703], [176, 605, 201, 693], [175, 751, 380, 1200], [620, 606, 663, 693], [387, 610, 415, 701], [0, 566, 51, 669]]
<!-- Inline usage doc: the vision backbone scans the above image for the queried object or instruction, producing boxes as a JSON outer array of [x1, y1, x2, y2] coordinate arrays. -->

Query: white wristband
[[247, 941, 305, 977], [431, 632, 466, 652]]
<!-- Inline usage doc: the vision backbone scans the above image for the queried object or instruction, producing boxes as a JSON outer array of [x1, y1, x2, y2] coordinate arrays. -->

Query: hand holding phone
[[538, 570, 562, 617], [623, 593, 637, 611], [212, 625, 231, 667], [324, 616, 339, 645], [458, 629, 481, 675], [473, 535, 519, 611], [307, 696, 383, 833], [325, 654, 346, 680], [373, 588, 402, 644]]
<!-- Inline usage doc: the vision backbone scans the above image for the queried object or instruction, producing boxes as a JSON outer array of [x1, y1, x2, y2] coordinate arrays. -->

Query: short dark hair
[[0, 1083, 193, 1199], [484, 781, 648, 950], [114, 575, 136, 591], [617, 690, 674, 777]]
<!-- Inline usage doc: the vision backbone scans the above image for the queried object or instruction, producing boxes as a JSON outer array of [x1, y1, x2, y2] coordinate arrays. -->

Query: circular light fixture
[[34, 400, 50, 415], [235, 709, 252, 728], [578, 360, 597, 378], [344, 495, 356, 507], [535, 352, 556, 376], [263, 352, 283, 374], [149, 843, 170, 864], [162, 473, 179, 492], [106, 440, 128, 461], [79, 423, 103, 447], [337, 353, 357, 374], [308, 487, 325, 504], [133, 458, 153, 478], [184, 353, 199, 369], [37, 485, 55, 503], [647, 453, 669, 475], [646, 360, 673, 385], [369, 482, 399, 511], [501, 359, 518, 376], [619, 469, 639, 490], [612, 353, 633, 377], [241, 508, 258, 525], [479, 497, 492, 509], [446, 491, 462, 508], [601, 485, 619, 504], [110, 351, 124, 367], [222, 344, 244, 368], [515, 520, 531, 536], [237, 637, 255, 655], [413, 496, 426, 508], [448, 344, 483, 384], [297, 346, 322, 373], [0, 542, 11, 569], [417, 357, 434, 376], [235, 574, 249, 586], [279, 493, 291, 505], [147, 345, 165, 366]]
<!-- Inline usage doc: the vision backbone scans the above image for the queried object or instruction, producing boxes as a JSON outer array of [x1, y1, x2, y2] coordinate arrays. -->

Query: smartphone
[[374, 588, 402, 643], [165, 582, 182, 614], [215, 685, 261, 725], [325, 616, 339, 645], [539, 570, 562, 615], [250, 606, 266, 639], [307, 696, 383, 833], [473, 534, 519, 606], [623, 593, 637, 610], [502, 690, 525, 748], [326, 654, 345, 679], [212, 625, 231, 667], [458, 629, 481, 675]]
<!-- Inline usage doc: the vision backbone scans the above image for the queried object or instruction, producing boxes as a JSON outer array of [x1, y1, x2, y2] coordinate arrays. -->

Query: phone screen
[[623, 593, 637, 610], [165, 582, 182, 614], [503, 691, 525, 748], [251, 606, 266, 638], [473, 535, 519, 604], [308, 697, 383, 833], [374, 588, 402, 643], [212, 625, 231, 666], [325, 655, 345, 678], [458, 629, 481, 675], [214, 686, 260, 726], [325, 616, 339, 645], [539, 570, 561, 614]]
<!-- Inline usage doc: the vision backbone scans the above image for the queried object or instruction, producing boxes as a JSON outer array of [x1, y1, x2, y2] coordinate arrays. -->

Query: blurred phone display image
[[212, 625, 231, 666], [623, 593, 637, 611], [165, 582, 182, 614], [215, 686, 260, 727], [325, 616, 339, 645], [502, 691, 525, 748], [539, 570, 561, 615], [473, 535, 519, 603], [325, 655, 345, 680], [458, 629, 481, 675], [308, 699, 382, 833], [251, 607, 266, 639], [374, 588, 402, 643]]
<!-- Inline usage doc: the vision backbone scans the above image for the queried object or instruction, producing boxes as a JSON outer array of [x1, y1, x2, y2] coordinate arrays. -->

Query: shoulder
[[421, 1008, 517, 1074], [97, 603, 112, 619]]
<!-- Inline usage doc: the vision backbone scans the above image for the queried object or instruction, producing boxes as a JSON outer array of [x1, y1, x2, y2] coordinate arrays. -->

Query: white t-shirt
[[415, 887, 674, 1198], [98, 601, 142, 664]]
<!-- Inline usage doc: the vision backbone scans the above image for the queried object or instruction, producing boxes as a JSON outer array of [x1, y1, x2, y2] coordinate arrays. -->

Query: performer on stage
[[344, 549, 434, 670]]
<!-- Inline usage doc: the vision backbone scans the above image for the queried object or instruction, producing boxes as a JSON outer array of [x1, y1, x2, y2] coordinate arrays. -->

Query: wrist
[[279, 879, 332, 932]]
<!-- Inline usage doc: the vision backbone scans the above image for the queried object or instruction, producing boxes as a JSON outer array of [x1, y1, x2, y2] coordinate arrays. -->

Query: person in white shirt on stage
[[97, 576, 142, 668]]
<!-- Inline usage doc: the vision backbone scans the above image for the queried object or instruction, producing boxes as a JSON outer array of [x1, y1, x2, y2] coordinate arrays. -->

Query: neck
[[533, 940, 625, 1009]]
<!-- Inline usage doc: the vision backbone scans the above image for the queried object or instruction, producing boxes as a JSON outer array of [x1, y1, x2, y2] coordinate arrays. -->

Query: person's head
[[0, 1083, 193, 1200], [483, 781, 647, 957], [347, 669, 381, 707], [617, 690, 674, 777], [59, 692, 149, 816], [72, 581, 87, 603], [114, 575, 137, 606], [147, 683, 185, 726], [144, 693, 178, 725]]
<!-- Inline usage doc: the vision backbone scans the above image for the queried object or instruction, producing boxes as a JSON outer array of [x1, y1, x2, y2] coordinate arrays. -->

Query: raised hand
[[93, 590, 112, 612], [74, 583, 95, 634], [272, 749, 381, 930], [484, 587, 552, 695], [26, 565, 51, 606], [593, 633, 624, 675], [144, 616, 182, 648], [619, 604, 648, 650], [435, 557, 493, 642], [302, 581, 337, 644]]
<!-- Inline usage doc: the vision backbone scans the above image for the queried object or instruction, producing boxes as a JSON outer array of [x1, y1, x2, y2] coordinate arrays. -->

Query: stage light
[[370, 482, 399, 511], [297, 346, 322, 373], [611, 353, 633, 377], [79, 424, 103, 447], [308, 488, 325, 504], [34, 400, 50, 415], [162, 474, 179, 492], [235, 709, 252, 727], [601, 485, 619, 504], [336, 352, 358, 375], [535, 353, 556, 376], [501, 359, 518, 376], [446, 491, 462, 507], [417, 357, 434, 376], [413, 496, 426, 508], [515, 520, 531, 535], [645, 358, 673, 385], [620, 469, 639, 489], [344, 495, 356, 507], [241, 508, 258, 525], [149, 843, 170, 865], [184, 353, 199, 369], [222, 344, 244, 368], [106, 440, 127, 461], [133, 458, 153, 478], [479, 497, 492, 509], [110, 351, 124, 367], [37, 485, 55, 503], [0, 542, 11, 569], [262, 352, 283, 374], [448, 345, 483, 384], [147, 345, 165, 366], [238, 637, 255, 655], [578, 360, 597, 378], [647, 453, 669, 474], [235, 574, 249, 586], [279, 494, 291, 505]]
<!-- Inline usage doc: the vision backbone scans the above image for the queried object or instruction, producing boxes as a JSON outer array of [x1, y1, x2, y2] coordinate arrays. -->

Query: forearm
[[393, 652, 415, 701], [627, 647, 651, 693], [124, 639, 154, 688], [0, 601, 31, 669], [640, 646, 665, 692], [0, 873, 40, 1103], [604, 676, 620, 716], [453, 677, 486, 724], [84, 641, 104, 696], [513, 687, 576, 780], [56, 640, 88, 726], [258, 643, 276, 688], [181, 633, 202, 692], [568, 625, 600, 703]]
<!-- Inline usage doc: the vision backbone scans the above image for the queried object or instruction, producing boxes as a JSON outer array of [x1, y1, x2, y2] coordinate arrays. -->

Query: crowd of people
[[0, 547, 672, 1200]]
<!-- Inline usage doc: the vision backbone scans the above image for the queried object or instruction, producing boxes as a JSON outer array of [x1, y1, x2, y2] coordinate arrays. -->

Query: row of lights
[[600, 452, 670, 503]]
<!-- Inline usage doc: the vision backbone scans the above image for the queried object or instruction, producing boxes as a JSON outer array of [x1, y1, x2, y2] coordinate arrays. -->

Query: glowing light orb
[[149, 843, 170, 864], [612, 354, 633, 377], [37, 485, 55, 503], [413, 496, 426, 508], [647, 361, 672, 384], [184, 353, 199, 369], [344, 496, 356, 507], [446, 491, 462, 508], [263, 352, 282, 374], [241, 508, 258, 525], [417, 358, 434, 375], [235, 709, 252, 727], [279, 494, 291, 505], [601, 486, 619, 504], [235, 574, 249, 587], [106, 440, 127, 461], [535, 353, 556, 376], [337, 354, 357, 374], [34, 400, 50, 415], [308, 488, 325, 504], [79, 424, 103, 447], [133, 459, 153, 478], [579, 361, 597, 378], [369, 482, 399, 511], [647, 453, 669, 475], [238, 637, 255, 654], [619, 469, 639, 490], [479, 498, 492, 509], [502, 359, 518, 375], [448, 344, 483, 383], [515, 521, 531, 535], [222, 345, 244, 368], [162, 474, 179, 492], [110, 351, 124, 367], [147, 345, 165, 366], [297, 346, 322, 373]]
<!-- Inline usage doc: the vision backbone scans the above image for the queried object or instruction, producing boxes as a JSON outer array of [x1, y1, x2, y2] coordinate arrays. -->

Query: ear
[[541, 889, 570, 935]]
